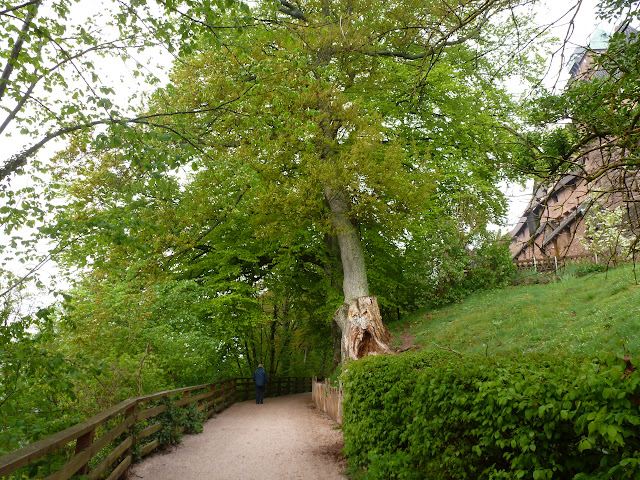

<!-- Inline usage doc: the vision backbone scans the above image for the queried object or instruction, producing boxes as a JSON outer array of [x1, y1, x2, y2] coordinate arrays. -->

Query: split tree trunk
[[333, 296, 393, 363], [324, 185, 393, 362]]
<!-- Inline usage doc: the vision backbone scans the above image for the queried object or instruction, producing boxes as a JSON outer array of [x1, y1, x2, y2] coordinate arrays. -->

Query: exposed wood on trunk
[[333, 295, 393, 363], [323, 187, 394, 362]]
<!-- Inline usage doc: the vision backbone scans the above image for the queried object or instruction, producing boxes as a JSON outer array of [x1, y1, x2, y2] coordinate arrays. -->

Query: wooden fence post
[[73, 429, 95, 476], [209, 383, 216, 415], [118, 402, 138, 480]]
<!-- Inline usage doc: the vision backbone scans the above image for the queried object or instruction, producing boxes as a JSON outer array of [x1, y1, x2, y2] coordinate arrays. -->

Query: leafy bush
[[341, 352, 450, 479], [567, 262, 608, 276], [341, 351, 640, 479], [405, 230, 516, 309], [150, 396, 205, 450]]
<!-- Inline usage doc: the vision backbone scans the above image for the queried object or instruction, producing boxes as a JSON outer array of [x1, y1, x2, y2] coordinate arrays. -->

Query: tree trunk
[[323, 185, 393, 362], [333, 296, 393, 363], [323, 185, 369, 299]]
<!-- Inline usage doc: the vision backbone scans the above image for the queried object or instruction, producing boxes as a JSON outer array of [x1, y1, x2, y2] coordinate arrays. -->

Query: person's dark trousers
[[255, 385, 265, 404]]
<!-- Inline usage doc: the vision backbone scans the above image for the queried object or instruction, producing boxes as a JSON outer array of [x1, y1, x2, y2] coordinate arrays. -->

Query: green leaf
[[578, 438, 592, 452]]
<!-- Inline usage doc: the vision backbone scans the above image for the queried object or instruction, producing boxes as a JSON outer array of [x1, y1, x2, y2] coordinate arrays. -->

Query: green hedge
[[341, 351, 640, 479]]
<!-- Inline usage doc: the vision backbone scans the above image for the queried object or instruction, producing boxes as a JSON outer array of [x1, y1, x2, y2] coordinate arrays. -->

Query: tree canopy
[[41, 0, 541, 361]]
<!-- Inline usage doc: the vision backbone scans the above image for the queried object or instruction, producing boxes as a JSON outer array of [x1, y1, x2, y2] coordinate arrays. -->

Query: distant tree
[[0, 290, 91, 456], [581, 202, 633, 267]]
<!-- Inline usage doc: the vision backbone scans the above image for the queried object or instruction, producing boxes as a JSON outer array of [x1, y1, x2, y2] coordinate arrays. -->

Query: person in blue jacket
[[253, 363, 268, 404]]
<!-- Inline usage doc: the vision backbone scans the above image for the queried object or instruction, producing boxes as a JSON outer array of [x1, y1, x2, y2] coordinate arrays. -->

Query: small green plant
[[182, 403, 205, 435], [566, 262, 608, 276], [148, 396, 206, 452], [154, 397, 184, 448]]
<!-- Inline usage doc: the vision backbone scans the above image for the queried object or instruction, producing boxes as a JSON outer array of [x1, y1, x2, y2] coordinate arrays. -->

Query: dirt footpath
[[128, 392, 347, 480]]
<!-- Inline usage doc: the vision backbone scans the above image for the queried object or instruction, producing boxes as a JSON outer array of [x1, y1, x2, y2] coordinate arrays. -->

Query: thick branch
[[0, 1, 40, 16], [278, 1, 306, 21], [368, 50, 428, 60], [365, 13, 488, 60], [0, 0, 42, 102]]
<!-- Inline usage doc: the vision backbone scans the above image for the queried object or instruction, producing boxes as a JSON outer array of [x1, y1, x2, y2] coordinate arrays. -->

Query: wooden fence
[[0, 376, 311, 480], [312, 377, 343, 424], [513, 253, 598, 272]]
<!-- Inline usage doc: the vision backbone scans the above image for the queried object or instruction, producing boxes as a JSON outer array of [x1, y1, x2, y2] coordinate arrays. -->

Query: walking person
[[253, 363, 268, 404]]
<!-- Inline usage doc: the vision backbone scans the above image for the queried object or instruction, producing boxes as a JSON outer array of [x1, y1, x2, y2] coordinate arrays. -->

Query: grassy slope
[[390, 264, 640, 357]]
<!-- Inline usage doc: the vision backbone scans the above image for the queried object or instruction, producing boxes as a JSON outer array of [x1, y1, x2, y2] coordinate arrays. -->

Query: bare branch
[[434, 343, 463, 356], [364, 8, 489, 60], [0, 85, 254, 184], [0, 253, 52, 298]]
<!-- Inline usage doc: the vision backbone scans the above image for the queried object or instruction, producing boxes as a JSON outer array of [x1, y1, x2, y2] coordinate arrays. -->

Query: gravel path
[[128, 393, 347, 480]]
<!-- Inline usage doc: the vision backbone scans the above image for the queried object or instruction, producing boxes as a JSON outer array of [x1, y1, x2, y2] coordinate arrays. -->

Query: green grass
[[392, 264, 640, 357]]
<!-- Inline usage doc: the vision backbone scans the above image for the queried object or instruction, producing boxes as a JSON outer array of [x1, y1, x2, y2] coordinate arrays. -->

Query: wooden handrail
[[0, 376, 311, 480]]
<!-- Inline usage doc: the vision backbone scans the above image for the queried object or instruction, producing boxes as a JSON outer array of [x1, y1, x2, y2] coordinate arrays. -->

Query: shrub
[[150, 396, 205, 450], [341, 351, 640, 479]]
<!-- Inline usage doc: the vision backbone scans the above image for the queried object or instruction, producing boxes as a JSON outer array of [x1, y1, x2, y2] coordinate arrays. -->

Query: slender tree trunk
[[323, 233, 344, 368], [268, 314, 277, 375], [330, 317, 343, 370], [243, 340, 254, 372]]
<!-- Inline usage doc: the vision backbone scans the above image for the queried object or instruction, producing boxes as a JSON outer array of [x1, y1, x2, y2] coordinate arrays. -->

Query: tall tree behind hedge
[[138, 0, 543, 361]]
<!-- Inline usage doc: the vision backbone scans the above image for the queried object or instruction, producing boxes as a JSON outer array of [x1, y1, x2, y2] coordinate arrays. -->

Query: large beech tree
[[137, 0, 539, 361]]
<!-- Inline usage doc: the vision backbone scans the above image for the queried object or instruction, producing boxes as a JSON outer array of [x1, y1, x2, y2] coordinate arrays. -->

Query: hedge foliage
[[341, 351, 640, 479]]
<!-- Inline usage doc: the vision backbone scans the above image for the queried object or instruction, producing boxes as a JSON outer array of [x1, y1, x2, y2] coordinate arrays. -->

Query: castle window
[[526, 210, 540, 236]]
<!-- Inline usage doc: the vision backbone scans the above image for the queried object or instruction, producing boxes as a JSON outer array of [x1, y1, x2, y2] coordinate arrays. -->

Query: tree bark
[[323, 185, 369, 299]]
